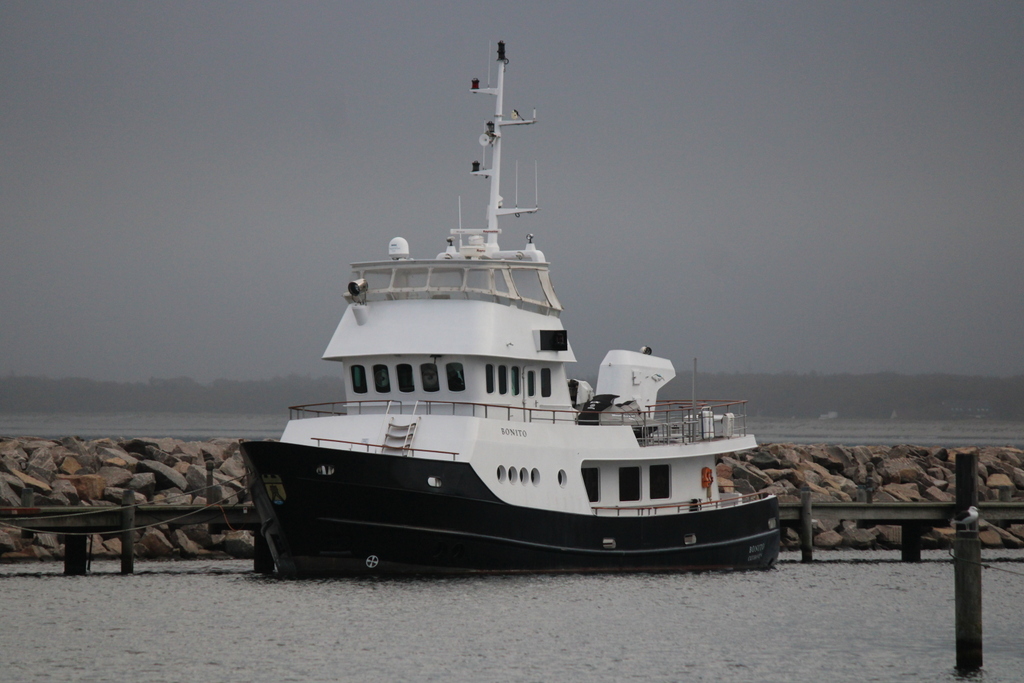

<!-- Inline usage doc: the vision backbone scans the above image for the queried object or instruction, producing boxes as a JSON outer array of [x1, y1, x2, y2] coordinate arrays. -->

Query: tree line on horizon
[[2, 372, 1023, 420]]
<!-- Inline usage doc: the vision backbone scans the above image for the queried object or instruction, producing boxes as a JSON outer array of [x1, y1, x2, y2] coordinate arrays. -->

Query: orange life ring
[[701, 467, 714, 489]]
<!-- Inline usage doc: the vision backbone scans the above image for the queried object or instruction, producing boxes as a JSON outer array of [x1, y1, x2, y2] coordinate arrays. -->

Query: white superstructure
[[279, 40, 756, 521]]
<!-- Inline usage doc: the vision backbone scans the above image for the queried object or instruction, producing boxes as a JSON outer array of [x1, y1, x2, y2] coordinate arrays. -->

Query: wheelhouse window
[[373, 365, 391, 393], [446, 362, 465, 392], [420, 363, 439, 392], [498, 365, 508, 395], [527, 370, 535, 397], [582, 467, 600, 503], [396, 364, 415, 393], [511, 367, 520, 396], [541, 368, 551, 397], [486, 364, 494, 394], [619, 466, 641, 502], [351, 365, 368, 394], [650, 464, 670, 500]]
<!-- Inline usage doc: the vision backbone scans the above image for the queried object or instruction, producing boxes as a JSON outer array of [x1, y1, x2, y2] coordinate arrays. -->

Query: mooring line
[[0, 472, 249, 523], [0, 484, 250, 537], [949, 548, 1024, 578]]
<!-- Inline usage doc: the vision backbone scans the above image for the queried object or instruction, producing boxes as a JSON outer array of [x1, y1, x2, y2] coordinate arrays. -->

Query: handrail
[[311, 437, 459, 461], [591, 491, 771, 516]]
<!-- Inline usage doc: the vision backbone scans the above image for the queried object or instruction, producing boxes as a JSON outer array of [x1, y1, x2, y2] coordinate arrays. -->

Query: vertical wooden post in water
[[64, 535, 88, 575], [120, 489, 135, 575], [954, 451, 982, 670], [800, 486, 813, 563], [20, 488, 35, 540], [901, 523, 922, 562]]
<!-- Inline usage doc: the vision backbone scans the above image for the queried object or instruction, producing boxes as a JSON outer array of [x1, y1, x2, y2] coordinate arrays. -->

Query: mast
[[465, 41, 538, 256]]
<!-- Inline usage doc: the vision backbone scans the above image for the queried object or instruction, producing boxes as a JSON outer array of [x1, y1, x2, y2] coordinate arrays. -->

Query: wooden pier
[[1, 502, 263, 575], [778, 499, 1024, 561]]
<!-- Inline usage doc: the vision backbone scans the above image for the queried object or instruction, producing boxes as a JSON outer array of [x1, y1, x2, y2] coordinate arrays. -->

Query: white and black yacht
[[241, 42, 780, 576]]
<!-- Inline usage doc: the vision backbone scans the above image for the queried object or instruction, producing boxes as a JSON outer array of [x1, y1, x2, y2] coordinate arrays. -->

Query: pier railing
[[290, 398, 748, 447]]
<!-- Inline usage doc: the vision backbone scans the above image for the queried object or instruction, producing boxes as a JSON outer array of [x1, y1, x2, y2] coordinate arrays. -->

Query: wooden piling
[[64, 535, 88, 575], [800, 486, 813, 563], [20, 488, 35, 539], [954, 451, 982, 670], [120, 489, 135, 575], [900, 523, 922, 562]]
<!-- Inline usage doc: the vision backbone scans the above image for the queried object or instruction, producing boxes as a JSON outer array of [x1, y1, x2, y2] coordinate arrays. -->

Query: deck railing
[[591, 490, 770, 516], [290, 398, 747, 446]]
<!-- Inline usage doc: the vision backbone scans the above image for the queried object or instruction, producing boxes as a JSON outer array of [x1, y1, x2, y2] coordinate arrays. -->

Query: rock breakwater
[[3, 436, 1024, 561], [1, 435, 255, 562]]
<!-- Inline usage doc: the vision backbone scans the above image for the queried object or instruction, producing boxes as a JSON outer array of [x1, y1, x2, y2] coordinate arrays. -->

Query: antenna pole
[[692, 358, 697, 411]]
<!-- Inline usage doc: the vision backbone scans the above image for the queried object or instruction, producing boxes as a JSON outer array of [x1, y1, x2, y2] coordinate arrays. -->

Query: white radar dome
[[388, 237, 410, 260]]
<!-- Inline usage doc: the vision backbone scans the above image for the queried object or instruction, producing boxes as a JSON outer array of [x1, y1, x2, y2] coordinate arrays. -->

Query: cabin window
[[650, 464, 670, 499], [396, 364, 415, 393], [373, 365, 391, 393], [429, 268, 464, 289], [527, 370, 535, 397], [485, 364, 495, 394], [510, 268, 546, 303], [541, 368, 551, 397], [493, 269, 510, 295], [392, 267, 428, 289], [498, 365, 508, 395], [619, 466, 641, 502], [446, 362, 465, 392], [465, 268, 490, 292], [511, 367, 520, 396], [351, 365, 368, 394], [420, 363, 440, 392], [582, 467, 600, 503]]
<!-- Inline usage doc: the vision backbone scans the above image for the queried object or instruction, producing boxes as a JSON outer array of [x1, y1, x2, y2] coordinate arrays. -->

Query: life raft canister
[[700, 467, 714, 489]]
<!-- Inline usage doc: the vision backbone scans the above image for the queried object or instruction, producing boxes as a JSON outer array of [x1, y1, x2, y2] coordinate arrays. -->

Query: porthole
[[427, 476, 442, 488], [558, 470, 567, 488], [315, 465, 335, 476], [519, 468, 528, 484], [497, 465, 507, 483], [531, 468, 540, 486], [508, 467, 517, 483]]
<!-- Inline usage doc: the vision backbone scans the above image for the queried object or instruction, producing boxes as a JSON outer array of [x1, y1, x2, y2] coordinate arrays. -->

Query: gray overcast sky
[[2, 1, 1022, 382]]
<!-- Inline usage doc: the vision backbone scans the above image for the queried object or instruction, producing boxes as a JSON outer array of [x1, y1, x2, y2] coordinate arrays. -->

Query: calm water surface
[[3, 551, 1024, 682]]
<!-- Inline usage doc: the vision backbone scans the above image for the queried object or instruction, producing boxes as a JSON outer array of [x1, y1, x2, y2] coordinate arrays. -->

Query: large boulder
[[12, 469, 52, 494], [55, 474, 106, 502], [125, 472, 157, 498], [813, 530, 844, 549], [96, 466, 134, 489], [223, 530, 255, 558], [0, 478, 21, 506], [136, 460, 188, 491], [840, 527, 877, 549], [138, 528, 175, 557]]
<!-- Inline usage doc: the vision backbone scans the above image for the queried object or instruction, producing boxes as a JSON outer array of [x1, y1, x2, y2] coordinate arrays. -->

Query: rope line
[[949, 548, 1024, 579], [0, 472, 249, 523], [0, 480, 253, 537]]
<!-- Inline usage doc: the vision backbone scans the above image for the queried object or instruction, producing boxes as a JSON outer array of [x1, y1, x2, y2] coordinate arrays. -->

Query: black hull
[[241, 441, 780, 577]]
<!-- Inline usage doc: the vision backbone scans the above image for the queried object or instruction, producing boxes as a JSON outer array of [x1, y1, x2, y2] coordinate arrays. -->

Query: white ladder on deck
[[380, 418, 420, 456]]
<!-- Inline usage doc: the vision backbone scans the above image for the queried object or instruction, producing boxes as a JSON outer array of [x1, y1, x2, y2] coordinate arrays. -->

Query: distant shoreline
[[2, 372, 1023, 421]]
